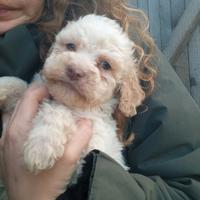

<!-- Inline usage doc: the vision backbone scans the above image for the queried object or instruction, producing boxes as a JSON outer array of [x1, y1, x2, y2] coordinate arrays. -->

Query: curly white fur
[[0, 15, 145, 181]]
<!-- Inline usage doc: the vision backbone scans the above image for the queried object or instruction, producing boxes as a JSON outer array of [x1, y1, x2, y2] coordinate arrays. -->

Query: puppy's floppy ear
[[118, 70, 145, 117]]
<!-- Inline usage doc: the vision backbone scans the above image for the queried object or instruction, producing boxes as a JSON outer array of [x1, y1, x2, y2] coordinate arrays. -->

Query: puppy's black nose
[[67, 67, 85, 81]]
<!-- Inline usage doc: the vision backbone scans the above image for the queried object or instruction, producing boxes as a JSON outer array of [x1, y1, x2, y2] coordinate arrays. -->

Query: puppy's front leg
[[23, 101, 76, 173]]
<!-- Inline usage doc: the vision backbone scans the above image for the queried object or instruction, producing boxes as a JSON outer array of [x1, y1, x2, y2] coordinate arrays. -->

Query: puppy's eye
[[99, 61, 111, 70], [66, 43, 76, 51]]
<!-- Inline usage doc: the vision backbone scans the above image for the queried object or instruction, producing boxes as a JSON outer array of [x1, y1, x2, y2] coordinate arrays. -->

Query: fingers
[[63, 119, 93, 164], [5, 84, 49, 140], [15, 84, 49, 121]]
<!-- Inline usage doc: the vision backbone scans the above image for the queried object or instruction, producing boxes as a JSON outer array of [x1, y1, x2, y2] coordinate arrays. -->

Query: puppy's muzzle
[[66, 66, 85, 81]]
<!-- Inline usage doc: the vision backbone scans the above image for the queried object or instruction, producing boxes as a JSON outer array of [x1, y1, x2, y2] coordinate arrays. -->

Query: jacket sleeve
[[0, 181, 7, 200], [0, 24, 42, 82], [86, 50, 200, 200], [87, 153, 200, 200]]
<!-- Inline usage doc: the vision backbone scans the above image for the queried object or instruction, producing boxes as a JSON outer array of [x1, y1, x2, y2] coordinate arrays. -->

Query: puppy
[[0, 14, 144, 181]]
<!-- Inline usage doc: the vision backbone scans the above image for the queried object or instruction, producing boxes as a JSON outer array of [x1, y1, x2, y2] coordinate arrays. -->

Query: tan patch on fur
[[119, 71, 145, 117], [113, 108, 135, 146], [96, 54, 123, 80]]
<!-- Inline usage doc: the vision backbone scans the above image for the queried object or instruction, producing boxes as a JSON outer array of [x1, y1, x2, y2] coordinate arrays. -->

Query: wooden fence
[[128, 0, 200, 107]]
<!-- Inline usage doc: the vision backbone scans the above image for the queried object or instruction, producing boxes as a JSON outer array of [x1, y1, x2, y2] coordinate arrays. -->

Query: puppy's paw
[[23, 138, 65, 173], [0, 87, 10, 108], [0, 77, 27, 110], [0, 93, 6, 107]]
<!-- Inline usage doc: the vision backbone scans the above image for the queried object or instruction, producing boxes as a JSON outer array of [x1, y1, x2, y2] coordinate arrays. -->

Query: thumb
[[63, 119, 93, 161]]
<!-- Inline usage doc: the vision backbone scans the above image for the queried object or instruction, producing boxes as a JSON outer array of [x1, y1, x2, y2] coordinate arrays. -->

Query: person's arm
[[86, 151, 200, 200], [0, 84, 92, 200]]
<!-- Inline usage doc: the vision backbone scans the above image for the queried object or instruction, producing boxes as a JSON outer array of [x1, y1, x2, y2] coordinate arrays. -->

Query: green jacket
[[0, 25, 200, 200]]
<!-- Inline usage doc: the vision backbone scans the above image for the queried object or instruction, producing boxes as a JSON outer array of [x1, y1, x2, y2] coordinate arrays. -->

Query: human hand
[[0, 84, 93, 200]]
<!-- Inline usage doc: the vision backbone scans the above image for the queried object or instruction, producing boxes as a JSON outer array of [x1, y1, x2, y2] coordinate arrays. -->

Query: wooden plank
[[185, 0, 191, 7], [164, 0, 200, 63], [188, 25, 200, 107], [159, 0, 172, 50], [148, 0, 161, 49], [138, 0, 149, 16], [173, 48, 191, 91], [170, 0, 186, 29], [171, 0, 190, 91], [183, 0, 191, 93]]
